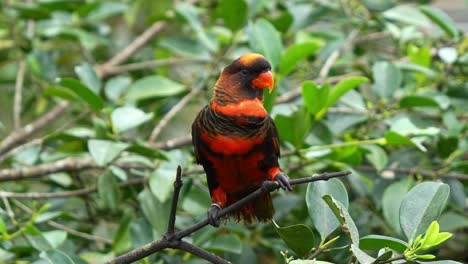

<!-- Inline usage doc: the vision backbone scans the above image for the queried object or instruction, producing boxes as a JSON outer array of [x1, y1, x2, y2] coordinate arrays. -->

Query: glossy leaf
[[279, 41, 322, 76], [305, 179, 348, 241], [125, 75, 186, 101], [40, 249, 75, 264], [111, 106, 153, 133], [351, 244, 375, 264], [273, 221, 315, 258], [382, 178, 414, 234], [203, 234, 242, 254], [399, 95, 439, 108], [138, 189, 170, 238], [88, 139, 129, 166], [420, 6, 459, 39], [75, 63, 101, 94], [359, 235, 408, 252], [215, 0, 247, 31], [98, 172, 120, 211], [149, 168, 175, 203], [247, 19, 283, 68], [323, 195, 360, 245], [58, 78, 104, 110], [302, 81, 329, 115], [372, 61, 402, 99], [400, 182, 450, 241]]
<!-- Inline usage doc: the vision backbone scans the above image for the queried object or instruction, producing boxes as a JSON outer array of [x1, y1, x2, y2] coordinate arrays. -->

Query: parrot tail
[[225, 190, 274, 224]]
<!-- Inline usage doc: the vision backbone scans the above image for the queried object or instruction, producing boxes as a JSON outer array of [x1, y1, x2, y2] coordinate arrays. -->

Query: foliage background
[[0, 0, 467, 263]]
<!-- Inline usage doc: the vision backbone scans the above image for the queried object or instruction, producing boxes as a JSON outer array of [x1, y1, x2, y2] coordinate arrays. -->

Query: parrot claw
[[274, 172, 292, 191], [208, 203, 221, 227]]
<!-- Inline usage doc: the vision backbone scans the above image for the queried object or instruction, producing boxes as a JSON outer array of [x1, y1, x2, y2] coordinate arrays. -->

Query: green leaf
[[43, 231, 67, 249], [181, 184, 211, 216], [130, 218, 153, 248], [75, 63, 101, 94], [399, 95, 439, 108], [363, 145, 388, 171], [439, 211, 468, 231], [359, 235, 408, 252], [350, 244, 375, 264], [382, 178, 414, 234], [149, 168, 175, 203], [0, 216, 7, 236], [104, 76, 131, 102], [215, 0, 247, 31], [416, 254, 436, 260], [372, 61, 402, 98], [420, 6, 459, 39], [111, 106, 153, 133], [273, 221, 315, 258], [432, 232, 452, 247], [58, 78, 104, 110], [302, 81, 329, 115], [125, 75, 186, 101], [383, 5, 431, 27], [323, 195, 360, 245], [126, 144, 168, 160], [247, 19, 283, 68], [279, 41, 322, 76], [88, 139, 129, 166], [400, 182, 450, 241], [40, 249, 75, 264], [86, 2, 127, 22], [98, 172, 120, 211], [275, 107, 311, 148], [290, 260, 334, 264], [138, 189, 170, 238], [176, 3, 218, 52], [326, 76, 369, 109], [306, 179, 348, 241], [112, 212, 132, 253], [203, 234, 242, 254], [43, 86, 79, 101], [384, 131, 414, 146]]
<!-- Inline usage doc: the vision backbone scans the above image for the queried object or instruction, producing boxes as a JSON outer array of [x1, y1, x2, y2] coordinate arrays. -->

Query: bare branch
[[167, 166, 183, 235], [109, 170, 351, 264], [149, 81, 207, 143], [0, 101, 69, 157], [357, 165, 468, 181], [101, 58, 208, 77], [96, 21, 167, 78], [13, 60, 26, 131], [12, 199, 112, 244], [176, 240, 229, 264], [0, 178, 146, 199]]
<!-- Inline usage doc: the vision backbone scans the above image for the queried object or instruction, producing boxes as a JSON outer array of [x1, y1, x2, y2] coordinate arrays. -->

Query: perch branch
[[109, 170, 351, 264]]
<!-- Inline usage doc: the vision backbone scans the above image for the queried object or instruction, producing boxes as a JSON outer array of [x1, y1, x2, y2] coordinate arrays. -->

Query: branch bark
[[109, 170, 351, 264], [0, 101, 69, 157], [96, 21, 167, 78]]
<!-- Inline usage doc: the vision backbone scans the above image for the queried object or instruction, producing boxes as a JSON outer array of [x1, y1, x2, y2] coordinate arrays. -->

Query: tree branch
[[100, 58, 208, 77], [0, 157, 150, 182], [0, 101, 69, 157], [96, 21, 167, 78], [109, 170, 351, 264], [357, 165, 468, 181], [13, 59, 26, 131]]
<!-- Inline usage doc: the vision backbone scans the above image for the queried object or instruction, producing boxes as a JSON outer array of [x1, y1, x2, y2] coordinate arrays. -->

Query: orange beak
[[251, 71, 274, 93]]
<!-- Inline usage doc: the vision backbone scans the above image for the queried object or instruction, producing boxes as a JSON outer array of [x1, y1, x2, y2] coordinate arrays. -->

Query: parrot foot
[[274, 172, 292, 191], [208, 203, 221, 227]]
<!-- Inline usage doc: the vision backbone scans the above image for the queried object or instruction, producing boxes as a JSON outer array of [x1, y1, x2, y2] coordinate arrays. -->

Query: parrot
[[191, 53, 292, 227]]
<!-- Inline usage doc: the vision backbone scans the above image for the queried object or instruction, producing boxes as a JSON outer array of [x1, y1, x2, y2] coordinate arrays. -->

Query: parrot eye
[[241, 69, 249, 75]]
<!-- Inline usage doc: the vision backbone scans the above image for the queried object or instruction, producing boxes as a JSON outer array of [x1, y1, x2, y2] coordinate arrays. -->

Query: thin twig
[[110, 170, 351, 264], [0, 101, 69, 157], [357, 165, 468, 181], [1, 196, 16, 225], [13, 60, 26, 131], [0, 178, 146, 199], [167, 166, 183, 235], [101, 58, 208, 77], [0, 157, 150, 182], [148, 80, 207, 143], [12, 199, 112, 244], [96, 21, 167, 78]]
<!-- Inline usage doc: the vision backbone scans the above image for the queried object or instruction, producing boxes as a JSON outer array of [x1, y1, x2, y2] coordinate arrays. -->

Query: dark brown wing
[[267, 115, 281, 158]]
